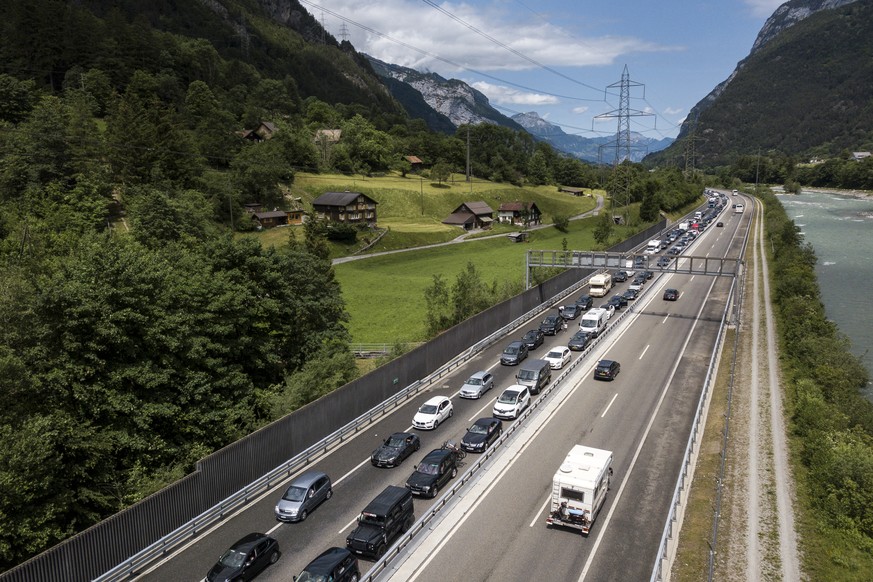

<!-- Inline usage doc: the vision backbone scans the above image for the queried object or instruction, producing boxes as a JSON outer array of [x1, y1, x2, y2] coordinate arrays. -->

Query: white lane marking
[[662, 314, 670, 324], [530, 495, 552, 527], [639, 345, 650, 360], [339, 516, 358, 535], [267, 522, 282, 535], [601, 393, 618, 418], [334, 457, 371, 487]]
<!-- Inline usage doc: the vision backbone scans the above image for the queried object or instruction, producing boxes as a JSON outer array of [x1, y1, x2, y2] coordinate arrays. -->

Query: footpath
[[331, 195, 604, 265]]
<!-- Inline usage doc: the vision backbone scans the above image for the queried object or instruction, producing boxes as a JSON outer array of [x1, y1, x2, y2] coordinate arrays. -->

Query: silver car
[[460, 371, 494, 399], [275, 470, 332, 522]]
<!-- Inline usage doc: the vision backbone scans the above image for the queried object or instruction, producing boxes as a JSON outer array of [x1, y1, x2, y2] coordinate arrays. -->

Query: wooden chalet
[[498, 201, 542, 227], [311, 191, 378, 226], [441, 201, 494, 230]]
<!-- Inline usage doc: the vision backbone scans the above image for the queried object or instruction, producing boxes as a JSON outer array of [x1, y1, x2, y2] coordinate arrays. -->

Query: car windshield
[[517, 369, 535, 380], [283, 485, 307, 502], [466, 377, 482, 386], [523, 332, 536, 340], [218, 548, 247, 568], [572, 333, 586, 341], [498, 391, 519, 404], [359, 511, 385, 525], [386, 435, 406, 447], [469, 423, 488, 435], [419, 404, 438, 414], [295, 572, 329, 582], [417, 462, 439, 475], [504, 346, 518, 355]]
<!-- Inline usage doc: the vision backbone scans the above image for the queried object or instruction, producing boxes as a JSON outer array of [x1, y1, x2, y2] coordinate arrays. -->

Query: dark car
[[644, 270, 654, 280], [560, 304, 582, 320], [716, 221, 724, 227], [207, 533, 280, 582], [613, 270, 628, 282], [667, 246, 681, 255], [575, 294, 593, 310], [607, 295, 626, 310], [568, 330, 592, 351], [656, 256, 672, 267], [594, 359, 621, 381], [500, 340, 529, 365], [622, 288, 639, 302], [371, 432, 421, 468], [295, 547, 360, 582], [663, 288, 680, 301], [521, 328, 545, 350], [346, 486, 414, 559], [406, 447, 460, 498], [634, 256, 646, 268], [461, 417, 503, 453], [539, 314, 565, 335]]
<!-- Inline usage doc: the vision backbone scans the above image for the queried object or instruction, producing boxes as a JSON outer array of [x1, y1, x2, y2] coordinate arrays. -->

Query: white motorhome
[[578, 308, 608, 337], [645, 239, 661, 254], [734, 204, 744, 214], [678, 221, 690, 231], [546, 445, 613, 535], [588, 273, 612, 298]]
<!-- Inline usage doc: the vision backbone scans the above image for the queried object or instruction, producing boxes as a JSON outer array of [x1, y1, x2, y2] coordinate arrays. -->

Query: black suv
[[295, 547, 360, 582], [206, 533, 280, 582], [346, 486, 414, 559], [500, 340, 529, 365], [539, 314, 564, 335], [521, 328, 544, 350], [405, 447, 461, 498]]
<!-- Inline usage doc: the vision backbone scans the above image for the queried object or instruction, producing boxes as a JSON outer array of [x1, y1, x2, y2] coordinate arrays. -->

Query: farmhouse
[[498, 201, 541, 227], [442, 201, 494, 230], [311, 191, 378, 226], [251, 210, 290, 229]]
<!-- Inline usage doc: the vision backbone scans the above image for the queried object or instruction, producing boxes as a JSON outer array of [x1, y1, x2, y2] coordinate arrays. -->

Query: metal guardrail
[[96, 266, 603, 581]]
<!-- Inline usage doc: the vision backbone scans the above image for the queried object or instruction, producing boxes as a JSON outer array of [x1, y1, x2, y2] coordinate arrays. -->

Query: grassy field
[[238, 170, 668, 343], [335, 211, 649, 344], [286, 172, 599, 254]]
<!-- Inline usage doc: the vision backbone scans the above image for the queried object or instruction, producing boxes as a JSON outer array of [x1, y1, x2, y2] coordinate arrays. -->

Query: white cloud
[[664, 107, 683, 116], [321, 0, 675, 76], [743, 0, 786, 18], [471, 81, 558, 105], [572, 106, 589, 114]]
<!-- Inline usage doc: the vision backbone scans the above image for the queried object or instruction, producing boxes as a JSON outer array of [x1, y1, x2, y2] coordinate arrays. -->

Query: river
[[777, 189, 873, 396]]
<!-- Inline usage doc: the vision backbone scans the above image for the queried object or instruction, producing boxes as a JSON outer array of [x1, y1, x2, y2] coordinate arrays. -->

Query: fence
[[0, 221, 665, 582]]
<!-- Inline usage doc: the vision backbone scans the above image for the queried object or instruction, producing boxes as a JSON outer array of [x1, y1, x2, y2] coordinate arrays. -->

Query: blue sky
[[299, 0, 787, 139]]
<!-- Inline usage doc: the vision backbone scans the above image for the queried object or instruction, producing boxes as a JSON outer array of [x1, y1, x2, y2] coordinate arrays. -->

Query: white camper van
[[588, 273, 612, 298], [545, 445, 613, 535]]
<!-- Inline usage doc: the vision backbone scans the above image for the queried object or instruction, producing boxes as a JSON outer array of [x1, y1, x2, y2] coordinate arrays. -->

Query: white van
[[579, 307, 608, 338]]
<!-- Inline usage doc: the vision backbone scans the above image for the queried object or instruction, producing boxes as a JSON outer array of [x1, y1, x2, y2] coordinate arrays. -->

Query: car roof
[[303, 547, 353, 575], [469, 370, 490, 379], [503, 384, 526, 394], [363, 485, 411, 514], [231, 532, 271, 551], [423, 395, 448, 405], [288, 470, 328, 488], [548, 346, 569, 353], [473, 417, 498, 427], [597, 359, 615, 366], [422, 448, 455, 463], [507, 340, 524, 347]]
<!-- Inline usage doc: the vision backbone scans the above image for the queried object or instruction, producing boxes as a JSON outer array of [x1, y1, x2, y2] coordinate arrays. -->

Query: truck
[[545, 445, 613, 535], [678, 221, 689, 231], [645, 239, 661, 254], [588, 273, 612, 297], [578, 307, 609, 338]]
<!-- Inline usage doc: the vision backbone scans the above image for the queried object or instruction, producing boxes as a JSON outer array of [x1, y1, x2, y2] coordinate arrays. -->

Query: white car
[[492, 385, 531, 420], [412, 395, 454, 429], [543, 346, 572, 370]]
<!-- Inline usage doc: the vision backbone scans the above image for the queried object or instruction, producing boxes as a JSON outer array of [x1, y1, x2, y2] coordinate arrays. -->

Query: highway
[[138, 194, 750, 582]]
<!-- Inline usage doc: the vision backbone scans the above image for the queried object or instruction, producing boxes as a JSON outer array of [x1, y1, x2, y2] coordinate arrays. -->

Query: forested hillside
[[653, 0, 873, 168]]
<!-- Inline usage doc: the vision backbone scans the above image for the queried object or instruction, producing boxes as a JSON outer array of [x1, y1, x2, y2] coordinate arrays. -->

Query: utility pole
[[339, 23, 350, 42], [594, 65, 653, 226], [466, 126, 471, 182]]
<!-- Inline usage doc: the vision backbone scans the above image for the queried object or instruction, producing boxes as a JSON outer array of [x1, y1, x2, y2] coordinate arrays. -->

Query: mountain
[[652, 0, 871, 167], [365, 56, 526, 133], [512, 111, 673, 163]]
